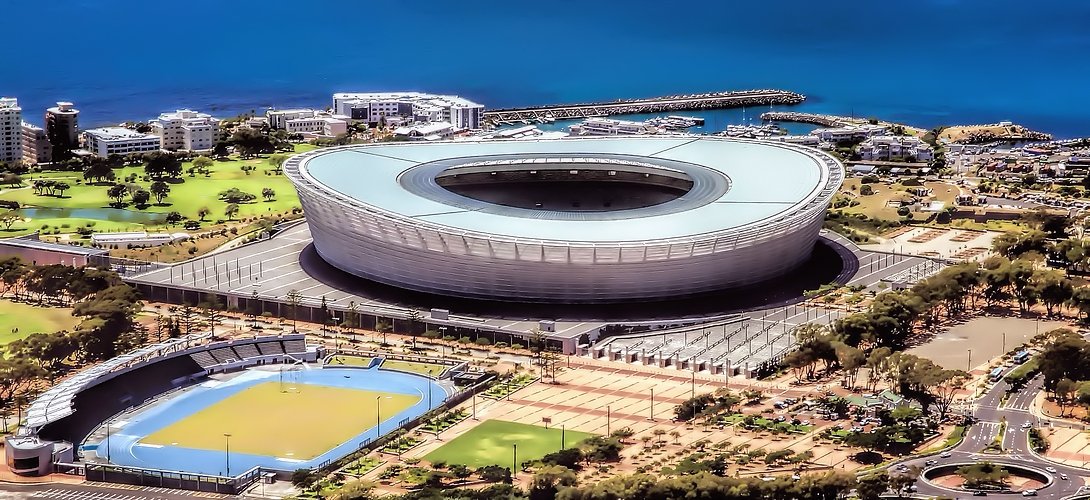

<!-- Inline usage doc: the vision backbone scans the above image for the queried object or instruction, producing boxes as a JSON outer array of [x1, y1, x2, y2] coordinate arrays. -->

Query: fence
[[84, 463, 263, 495]]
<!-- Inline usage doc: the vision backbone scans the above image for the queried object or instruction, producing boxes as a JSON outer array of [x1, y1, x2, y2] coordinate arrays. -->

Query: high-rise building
[[45, 102, 80, 154], [149, 109, 219, 151], [21, 122, 52, 164], [0, 98, 24, 163]]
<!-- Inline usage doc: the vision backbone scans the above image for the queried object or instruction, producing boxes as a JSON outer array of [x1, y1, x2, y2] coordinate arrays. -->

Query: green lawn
[[328, 355, 374, 367], [380, 359, 447, 378], [141, 381, 417, 459], [0, 144, 317, 236], [0, 300, 80, 346], [423, 420, 595, 468]]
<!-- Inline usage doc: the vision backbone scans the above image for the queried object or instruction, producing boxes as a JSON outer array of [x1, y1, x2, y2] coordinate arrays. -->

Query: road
[[901, 373, 1089, 499], [0, 483, 228, 500]]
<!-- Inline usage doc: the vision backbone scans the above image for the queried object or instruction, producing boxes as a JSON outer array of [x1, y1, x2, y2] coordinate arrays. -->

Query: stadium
[[284, 136, 844, 303], [6, 334, 457, 493]]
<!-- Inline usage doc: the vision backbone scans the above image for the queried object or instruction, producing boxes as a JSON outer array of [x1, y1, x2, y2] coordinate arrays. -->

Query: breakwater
[[484, 89, 805, 125]]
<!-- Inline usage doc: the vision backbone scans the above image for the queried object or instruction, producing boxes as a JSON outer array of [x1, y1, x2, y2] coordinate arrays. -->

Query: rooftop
[[333, 91, 483, 109], [296, 137, 838, 243], [0, 236, 109, 256], [83, 127, 160, 141]]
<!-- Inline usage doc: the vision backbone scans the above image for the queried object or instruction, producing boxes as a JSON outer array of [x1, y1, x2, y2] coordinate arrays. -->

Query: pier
[[759, 111, 852, 127], [484, 89, 805, 126]]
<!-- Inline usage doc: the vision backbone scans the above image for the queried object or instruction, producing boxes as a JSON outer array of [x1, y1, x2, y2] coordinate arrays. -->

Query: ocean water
[[4, 0, 1090, 137]]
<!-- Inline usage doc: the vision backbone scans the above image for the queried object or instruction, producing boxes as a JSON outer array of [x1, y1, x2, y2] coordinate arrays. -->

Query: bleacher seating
[[233, 343, 260, 359], [189, 351, 218, 368], [209, 347, 237, 363], [257, 341, 284, 356], [282, 339, 306, 354]]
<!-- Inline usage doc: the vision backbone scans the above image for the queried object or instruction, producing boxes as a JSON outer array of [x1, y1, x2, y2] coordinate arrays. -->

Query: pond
[[17, 207, 165, 225]]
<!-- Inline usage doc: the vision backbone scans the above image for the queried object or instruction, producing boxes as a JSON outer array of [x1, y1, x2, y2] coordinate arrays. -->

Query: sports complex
[[284, 136, 844, 303], [6, 334, 458, 493]]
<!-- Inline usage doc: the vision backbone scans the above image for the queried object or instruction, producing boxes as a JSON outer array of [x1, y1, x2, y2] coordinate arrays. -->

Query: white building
[[571, 117, 657, 136], [265, 109, 350, 137], [149, 109, 219, 152], [392, 121, 454, 140], [81, 127, 161, 157], [858, 135, 934, 162], [0, 98, 23, 163], [265, 109, 318, 129], [810, 124, 888, 143], [332, 92, 484, 130], [285, 116, 349, 137], [21, 122, 52, 164], [91, 231, 189, 248]]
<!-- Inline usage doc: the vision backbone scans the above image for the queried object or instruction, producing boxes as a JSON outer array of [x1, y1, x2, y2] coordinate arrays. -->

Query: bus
[[1013, 350, 1031, 364], [990, 366, 1006, 382]]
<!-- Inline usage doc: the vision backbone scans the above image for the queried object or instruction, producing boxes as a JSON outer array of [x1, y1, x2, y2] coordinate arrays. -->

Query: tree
[[200, 294, 224, 336], [106, 184, 128, 206], [53, 181, 70, 197], [197, 206, 211, 221], [0, 210, 24, 231], [83, 160, 114, 183], [375, 318, 392, 345], [192, 156, 215, 175], [407, 308, 422, 349], [219, 187, 257, 204], [165, 211, 184, 225], [0, 357, 46, 410], [145, 151, 183, 179], [1055, 377, 1078, 416], [262, 187, 276, 201], [150, 180, 171, 204], [224, 203, 240, 220], [268, 153, 290, 174], [286, 289, 302, 331], [529, 465, 577, 500], [131, 189, 151, 207]]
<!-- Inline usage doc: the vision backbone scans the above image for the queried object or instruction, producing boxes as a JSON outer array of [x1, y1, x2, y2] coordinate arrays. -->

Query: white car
[[1022, 489, 1037, 496], [1061, 473, 1069, 480], [1046, 466, 1057, 473], [1021, 422, 1032, 429], [940, 452, 952, 458]]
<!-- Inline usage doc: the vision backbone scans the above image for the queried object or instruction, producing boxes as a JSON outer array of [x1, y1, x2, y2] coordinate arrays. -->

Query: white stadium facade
[[284, 136, 844, 303]]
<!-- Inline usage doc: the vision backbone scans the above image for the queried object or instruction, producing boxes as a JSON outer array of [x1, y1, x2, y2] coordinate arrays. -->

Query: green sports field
[[141, 382, 418, 459], [423, 420, 595, 468], [0, 300, 80, 346], [380, 359, 447, 377]]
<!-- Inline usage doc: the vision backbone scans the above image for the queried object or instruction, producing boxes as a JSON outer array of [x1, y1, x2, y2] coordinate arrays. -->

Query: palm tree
[[669, 430, 681, 445], [652, 429, 667, 446]]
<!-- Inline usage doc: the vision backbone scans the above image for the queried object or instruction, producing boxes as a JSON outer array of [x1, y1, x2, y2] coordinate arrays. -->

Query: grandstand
[[589, 305, 846, 376]]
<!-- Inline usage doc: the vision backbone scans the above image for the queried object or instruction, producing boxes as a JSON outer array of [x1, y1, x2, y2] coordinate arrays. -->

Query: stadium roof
[[298, 137, 835, 243]]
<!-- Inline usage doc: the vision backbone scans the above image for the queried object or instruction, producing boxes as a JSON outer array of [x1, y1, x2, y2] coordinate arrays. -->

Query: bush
[[859, 184, 874, 196], [474, 337, 492, 346]]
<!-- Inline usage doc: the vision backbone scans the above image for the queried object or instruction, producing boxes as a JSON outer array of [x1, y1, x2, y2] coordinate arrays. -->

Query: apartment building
[[81, 127, 161, 157], [21, 122, 52, 164], [0, 98, 23, 163], [332, 92, 484, 130], [149, 109, 219, 151]]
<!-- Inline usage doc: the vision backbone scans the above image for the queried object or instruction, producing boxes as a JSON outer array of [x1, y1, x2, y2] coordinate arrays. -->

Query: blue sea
[[5, 0, 1090, 137]]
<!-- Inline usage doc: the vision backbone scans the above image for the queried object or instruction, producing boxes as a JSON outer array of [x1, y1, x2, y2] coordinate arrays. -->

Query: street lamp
[[512, 443, 518, 477], [650, 388, 655, 422], [224, 433, 231, 476]]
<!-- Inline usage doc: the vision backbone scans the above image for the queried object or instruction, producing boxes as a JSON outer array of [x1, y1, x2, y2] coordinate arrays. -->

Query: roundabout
[[285, 137, 844, 303], [920, 461, 1053, 495]]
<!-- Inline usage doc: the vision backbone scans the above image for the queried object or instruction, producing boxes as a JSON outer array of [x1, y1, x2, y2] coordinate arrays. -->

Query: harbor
[[484, 89, 804, 126]]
